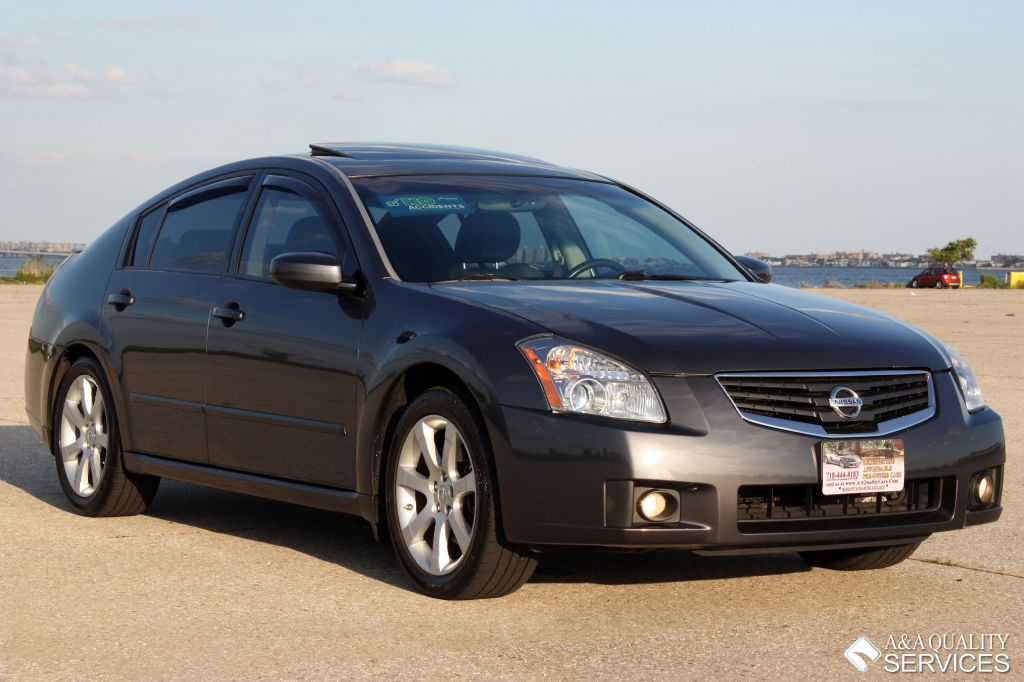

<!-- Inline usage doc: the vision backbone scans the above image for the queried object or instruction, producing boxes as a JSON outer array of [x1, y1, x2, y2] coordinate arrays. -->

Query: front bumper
[[489, 371, 1004, 552]]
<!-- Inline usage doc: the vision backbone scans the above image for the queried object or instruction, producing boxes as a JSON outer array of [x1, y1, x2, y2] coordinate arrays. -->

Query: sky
[[1, 0, 1021, 257]]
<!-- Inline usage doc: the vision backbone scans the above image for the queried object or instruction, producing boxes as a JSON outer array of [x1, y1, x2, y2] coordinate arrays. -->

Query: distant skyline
[[1, 1, 1021, 257]]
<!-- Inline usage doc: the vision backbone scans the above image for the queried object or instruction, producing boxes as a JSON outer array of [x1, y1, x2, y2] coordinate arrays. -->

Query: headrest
[[286, 216, 333, 251], [454, 212, 521, 263], [375, 214, 456, 282]]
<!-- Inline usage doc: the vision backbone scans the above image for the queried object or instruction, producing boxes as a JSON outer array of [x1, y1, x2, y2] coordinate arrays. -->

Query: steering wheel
[[567, 259, 626, 279]]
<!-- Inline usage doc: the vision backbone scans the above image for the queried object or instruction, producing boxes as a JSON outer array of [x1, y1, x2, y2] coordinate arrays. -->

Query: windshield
[[351, 175, 746, 283]]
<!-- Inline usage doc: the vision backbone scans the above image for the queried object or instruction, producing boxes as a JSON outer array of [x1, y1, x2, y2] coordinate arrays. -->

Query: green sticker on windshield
[[381, 194, 471, 216]]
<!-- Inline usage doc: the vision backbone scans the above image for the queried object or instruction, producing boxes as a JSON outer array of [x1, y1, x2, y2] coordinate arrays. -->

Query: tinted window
[[561, 195, 692, 271], [352, 175, 744, 283], [128, 205, 164, 267], [509, 212, 555, 274], [239, 186, 345, 279], [436, 213, 461, 248], [150, 184, 248, 274], [434, 212, 554, 273]]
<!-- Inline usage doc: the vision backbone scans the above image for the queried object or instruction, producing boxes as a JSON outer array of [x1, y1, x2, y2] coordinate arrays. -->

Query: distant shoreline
[[763, 264, 1014, 269]]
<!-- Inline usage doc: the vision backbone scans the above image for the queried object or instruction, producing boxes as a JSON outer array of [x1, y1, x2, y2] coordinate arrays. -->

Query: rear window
[[149, 183, 249, 274]]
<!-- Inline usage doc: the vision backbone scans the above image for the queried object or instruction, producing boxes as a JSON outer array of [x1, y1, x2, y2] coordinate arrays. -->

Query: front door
[[204, 173, 363, 487]]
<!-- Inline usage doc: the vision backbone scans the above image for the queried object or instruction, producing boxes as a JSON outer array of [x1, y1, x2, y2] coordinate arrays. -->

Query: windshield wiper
[[615, 270, 727, 282], [454, 273, 520, 281]]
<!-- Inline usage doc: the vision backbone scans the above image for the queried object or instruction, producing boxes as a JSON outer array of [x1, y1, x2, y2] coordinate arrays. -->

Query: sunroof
[[308, 142, 550, 165]]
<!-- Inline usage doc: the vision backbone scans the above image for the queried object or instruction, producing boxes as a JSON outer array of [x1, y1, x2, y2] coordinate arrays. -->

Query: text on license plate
[[821, 438, 905, 496]]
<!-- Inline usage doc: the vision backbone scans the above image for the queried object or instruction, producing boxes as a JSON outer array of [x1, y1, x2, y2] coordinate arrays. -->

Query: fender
[[29, 219, 127, 446], [354, 332, 501, 498], [350, 278, 552, 501]]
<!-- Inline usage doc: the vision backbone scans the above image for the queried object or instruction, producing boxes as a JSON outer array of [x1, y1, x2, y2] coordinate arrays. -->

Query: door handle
[[106, 290, 134, 309], [212, 302, 245, 324]]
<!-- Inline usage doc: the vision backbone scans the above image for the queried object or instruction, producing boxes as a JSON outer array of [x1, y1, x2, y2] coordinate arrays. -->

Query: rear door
[[103, 175, 253, 463], [204, 172, 363, 487]]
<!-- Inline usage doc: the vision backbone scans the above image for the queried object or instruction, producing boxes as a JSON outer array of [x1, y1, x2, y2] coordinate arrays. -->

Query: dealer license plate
[[821, 439, 905, 496]]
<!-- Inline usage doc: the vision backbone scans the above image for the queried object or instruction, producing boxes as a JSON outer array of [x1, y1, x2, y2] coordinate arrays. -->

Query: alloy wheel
[[394, 415, 478, 576], [59, 375, 109, 497]]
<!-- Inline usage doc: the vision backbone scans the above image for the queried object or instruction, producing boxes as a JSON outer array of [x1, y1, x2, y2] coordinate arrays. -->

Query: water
[[0, 254, 69, 278], [770, 266, 1012, 289], [0, 254, 1013, 287]]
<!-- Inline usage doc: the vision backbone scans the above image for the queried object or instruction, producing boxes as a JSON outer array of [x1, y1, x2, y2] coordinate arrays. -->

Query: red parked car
[[908, 265, 961, 288]]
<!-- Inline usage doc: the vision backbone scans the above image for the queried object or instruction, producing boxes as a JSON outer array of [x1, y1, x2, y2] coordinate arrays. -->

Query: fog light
[[974, 472, 995, 506], [637, 490, 678, 522]]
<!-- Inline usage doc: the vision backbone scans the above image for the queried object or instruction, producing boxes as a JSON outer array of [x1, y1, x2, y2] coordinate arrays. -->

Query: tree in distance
[[927, 238, 977, 265]]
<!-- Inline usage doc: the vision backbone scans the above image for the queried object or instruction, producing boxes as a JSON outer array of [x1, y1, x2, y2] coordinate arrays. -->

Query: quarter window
[[127, 205, 164, 267], [239, 186, 345, 280], [149, 182, 249, 274]]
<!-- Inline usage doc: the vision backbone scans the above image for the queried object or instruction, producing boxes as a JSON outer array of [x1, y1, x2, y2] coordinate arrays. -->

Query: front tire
[[53, 357, 159, 516], [909, 279, 919, 288], [799, 541, 921, 570], [385, 387, 536, 599]]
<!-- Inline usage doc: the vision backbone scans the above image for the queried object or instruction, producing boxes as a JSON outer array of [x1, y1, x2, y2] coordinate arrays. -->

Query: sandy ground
[[1, 284, 1021, 679]]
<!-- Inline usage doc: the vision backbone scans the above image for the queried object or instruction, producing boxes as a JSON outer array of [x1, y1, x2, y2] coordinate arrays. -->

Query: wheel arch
[[358, 352, 512, 538], [362, 360, 482, 494], [45, 341, 126, 451]]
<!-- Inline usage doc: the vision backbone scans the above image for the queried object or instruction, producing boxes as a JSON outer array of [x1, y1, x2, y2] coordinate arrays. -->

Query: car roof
[[306, 142, 608, 181]]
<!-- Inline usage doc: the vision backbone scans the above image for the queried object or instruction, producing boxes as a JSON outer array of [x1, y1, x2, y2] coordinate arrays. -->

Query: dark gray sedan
[[24, 143, 1004, 599]]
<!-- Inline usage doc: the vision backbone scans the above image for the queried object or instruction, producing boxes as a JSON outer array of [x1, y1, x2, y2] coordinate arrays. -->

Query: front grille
[[716, 371, 934, 436], [737, 477, 953, 533]]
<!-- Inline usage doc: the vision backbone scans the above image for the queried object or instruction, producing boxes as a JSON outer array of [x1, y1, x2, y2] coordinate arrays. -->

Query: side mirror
[[270, 252, 356, 294], [735, 255, 773, 283]]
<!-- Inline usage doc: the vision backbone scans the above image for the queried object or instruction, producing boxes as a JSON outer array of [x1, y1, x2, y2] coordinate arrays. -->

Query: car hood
[[432, 280, 950, 375]]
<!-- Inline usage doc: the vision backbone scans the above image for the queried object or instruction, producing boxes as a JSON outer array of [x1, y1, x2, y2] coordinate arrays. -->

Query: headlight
[[946, 345, 985, 412], [517, 336, 667, 423]]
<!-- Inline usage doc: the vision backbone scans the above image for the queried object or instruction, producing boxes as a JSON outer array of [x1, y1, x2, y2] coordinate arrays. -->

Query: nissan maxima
[[24, 143, 1004, 599]]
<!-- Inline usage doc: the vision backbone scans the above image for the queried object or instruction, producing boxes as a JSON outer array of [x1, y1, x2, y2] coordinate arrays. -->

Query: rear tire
[[385, 387, 537, 599], [799, 542, 921, 570], [934, 280, 944, 289], [52, 357, 159, 516]]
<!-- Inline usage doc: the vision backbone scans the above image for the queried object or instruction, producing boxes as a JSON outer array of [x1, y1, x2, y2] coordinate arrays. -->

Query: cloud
[[142, 71, 181, 97], [0, 63, 92, 98], [0, 59, 136, 98], [352, 59, 455, 88], [97, 15, 218, 32], [19, 151, 87, 167], [333, 91, 361, 102], [124, 151, 172, 168], [264, 58, 320, 89], [16, 150, 184, 169], [62, 62, 134, 83], [102, 64, 132, 83], [0, 32, 52, 47]]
